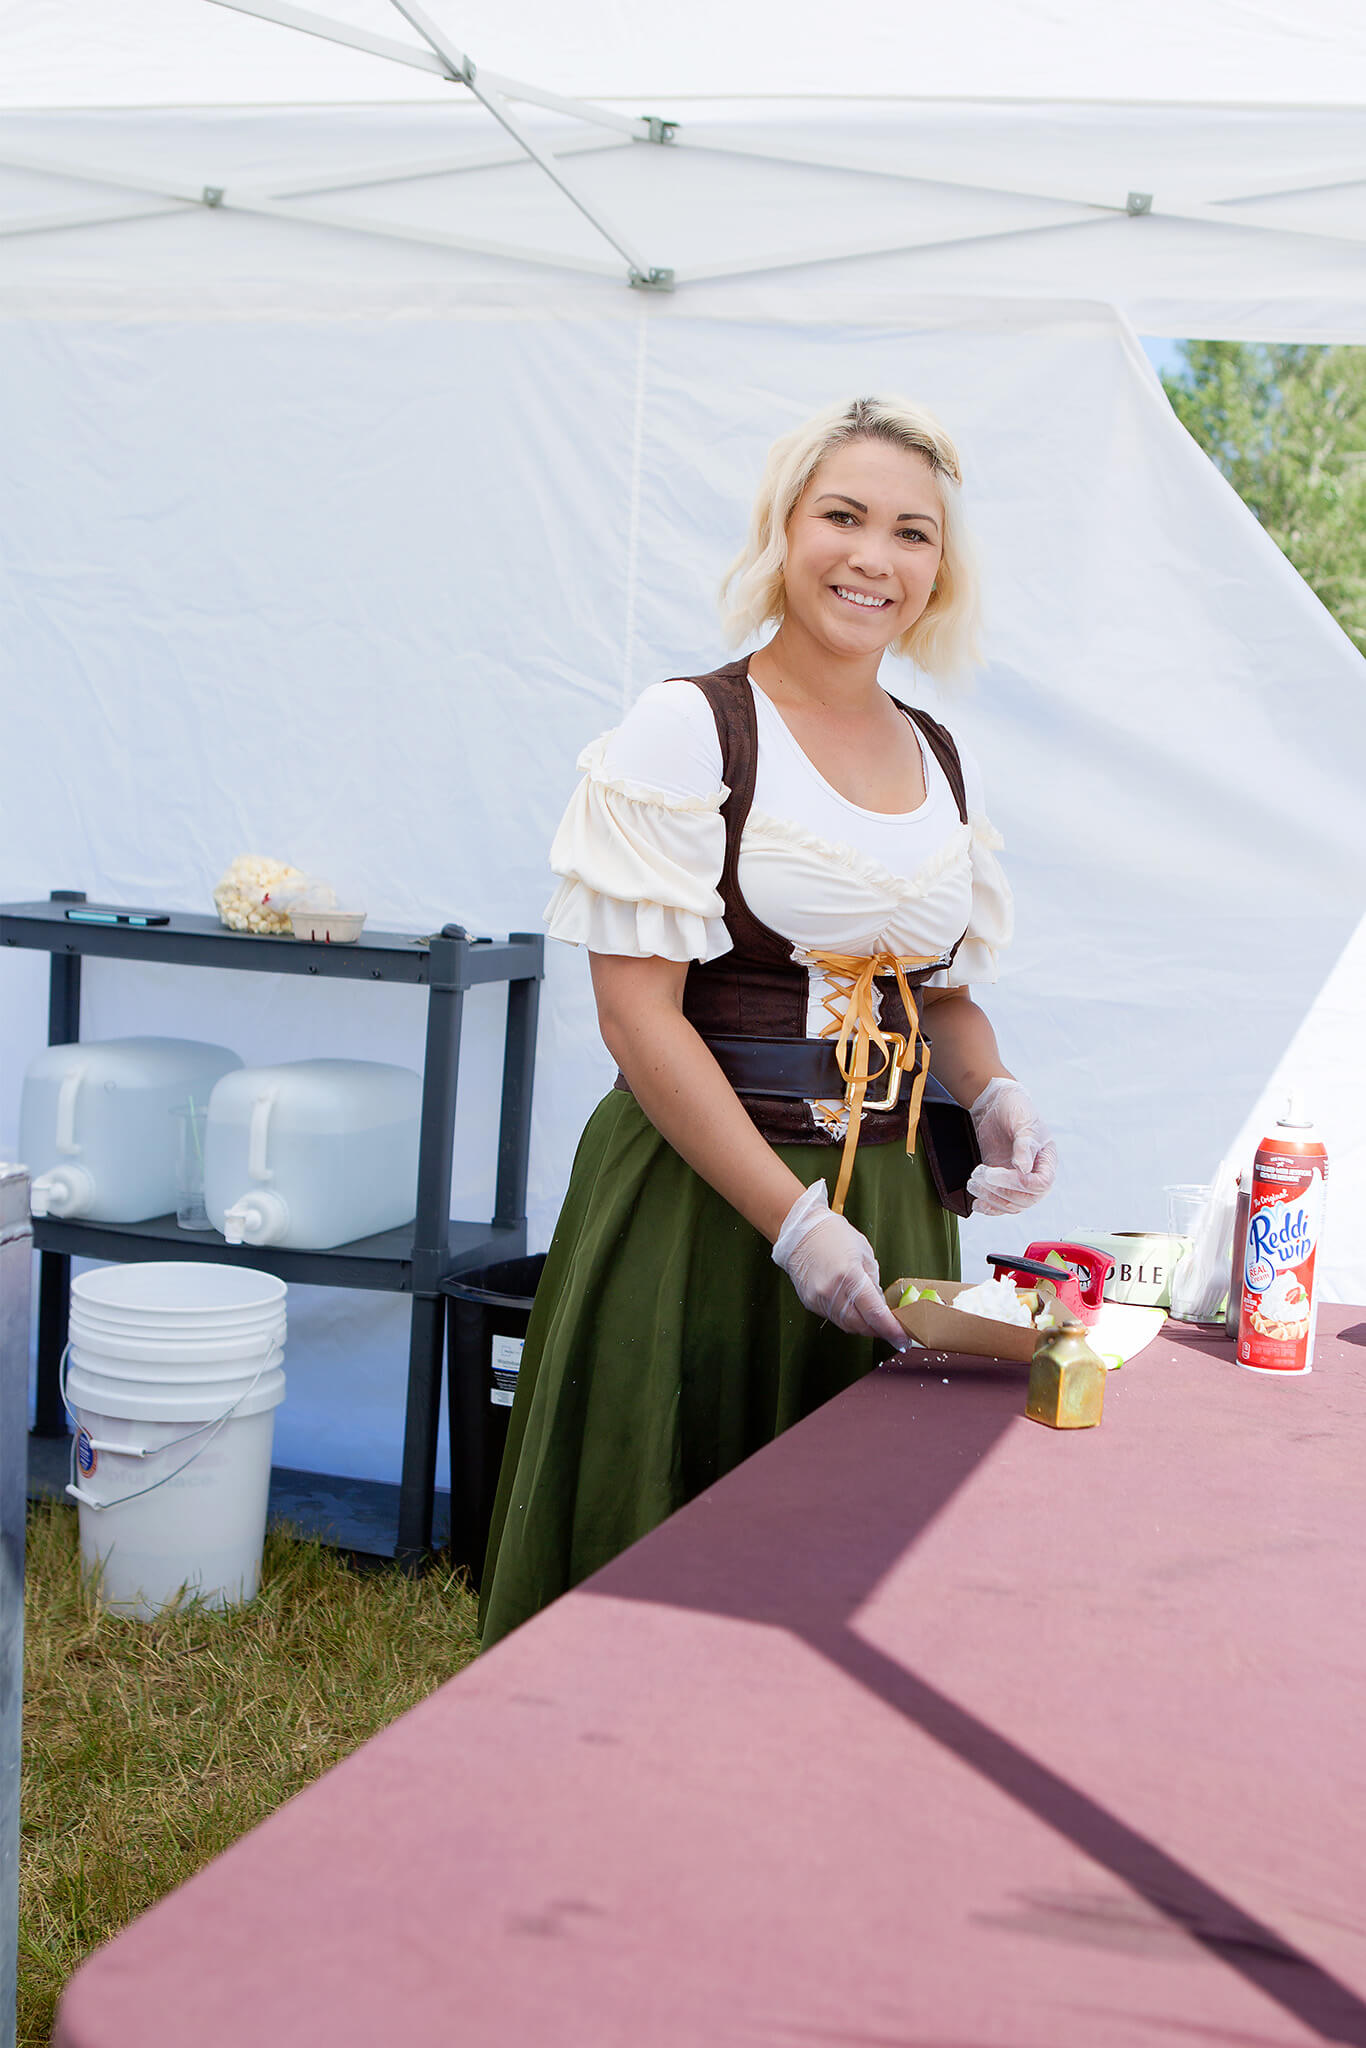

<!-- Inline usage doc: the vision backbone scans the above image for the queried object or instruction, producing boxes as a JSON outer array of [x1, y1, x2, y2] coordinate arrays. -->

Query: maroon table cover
[[55, 1309, 1366, 2047]]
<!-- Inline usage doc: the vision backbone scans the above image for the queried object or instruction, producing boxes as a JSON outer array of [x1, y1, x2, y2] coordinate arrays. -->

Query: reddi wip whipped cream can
[[1236, 1094, 1327, 1375]]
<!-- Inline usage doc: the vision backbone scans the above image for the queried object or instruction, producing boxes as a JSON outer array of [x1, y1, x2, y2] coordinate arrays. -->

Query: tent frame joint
[[643, 117, 679, 146], [629, 266, 675, 292], [1126, 191, 1153, 215]]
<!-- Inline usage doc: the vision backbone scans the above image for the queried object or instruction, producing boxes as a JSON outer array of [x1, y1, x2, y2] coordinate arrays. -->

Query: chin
[[825, 614, 901, 653]]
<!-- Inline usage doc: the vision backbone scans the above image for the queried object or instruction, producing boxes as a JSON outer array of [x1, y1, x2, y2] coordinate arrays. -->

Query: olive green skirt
[[478, 1090, 959, 1647]]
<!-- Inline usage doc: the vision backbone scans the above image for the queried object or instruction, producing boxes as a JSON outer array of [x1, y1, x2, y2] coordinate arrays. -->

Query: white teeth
[[835, 586, 890, 609]]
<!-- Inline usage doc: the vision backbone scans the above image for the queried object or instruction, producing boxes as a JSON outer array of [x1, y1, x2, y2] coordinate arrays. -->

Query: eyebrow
[[815, 492, 940, 530]]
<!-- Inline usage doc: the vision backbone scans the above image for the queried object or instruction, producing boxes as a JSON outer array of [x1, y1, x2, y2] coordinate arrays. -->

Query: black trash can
[[443, 1254, 546, 1589]]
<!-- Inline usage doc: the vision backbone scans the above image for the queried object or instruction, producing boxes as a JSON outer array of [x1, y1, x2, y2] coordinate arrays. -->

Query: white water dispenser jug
[[204, 1060, 421, 1250], [21, 1037, 243, 1222]]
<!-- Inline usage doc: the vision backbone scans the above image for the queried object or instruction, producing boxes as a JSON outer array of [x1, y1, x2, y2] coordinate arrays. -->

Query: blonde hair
[[720, 395, 981, 682]]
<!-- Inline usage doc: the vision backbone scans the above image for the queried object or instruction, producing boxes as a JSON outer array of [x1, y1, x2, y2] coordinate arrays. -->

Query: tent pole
[[253, 131, 631, 202], [0, 198, 192, 241], [385, 0, 661, 281], [0, 1169, 32, 2048], [223, 193, 627, 276], [205, 0, 646, 136]]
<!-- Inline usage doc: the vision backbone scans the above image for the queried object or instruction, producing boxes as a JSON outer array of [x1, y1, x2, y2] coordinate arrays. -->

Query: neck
[[751, 618, 886, 710]]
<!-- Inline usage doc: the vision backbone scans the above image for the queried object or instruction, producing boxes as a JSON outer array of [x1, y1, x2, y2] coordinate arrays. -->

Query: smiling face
[[779, 437, 945, 659]]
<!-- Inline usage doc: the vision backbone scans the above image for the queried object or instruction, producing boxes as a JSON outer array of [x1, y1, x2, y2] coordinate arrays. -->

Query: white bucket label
[[490, 1333, 523, 1407], [76, 1426, 97, 1477]]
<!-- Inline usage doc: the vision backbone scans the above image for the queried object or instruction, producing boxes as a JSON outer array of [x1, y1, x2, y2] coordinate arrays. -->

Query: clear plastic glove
[[772, 1180, 908, 1347], [966, 1076, 1058, 1218]]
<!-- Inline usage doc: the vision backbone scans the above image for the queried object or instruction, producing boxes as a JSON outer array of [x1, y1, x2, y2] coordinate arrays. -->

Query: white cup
[[172, 1103, 212, 1231], [1165, 1183, 1211, 1239]]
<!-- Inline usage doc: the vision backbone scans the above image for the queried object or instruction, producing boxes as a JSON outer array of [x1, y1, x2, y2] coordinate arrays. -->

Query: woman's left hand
[[966, 1077, 1057, 1216]]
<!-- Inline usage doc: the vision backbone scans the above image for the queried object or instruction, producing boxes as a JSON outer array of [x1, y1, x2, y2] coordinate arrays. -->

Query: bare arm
[[921, 985, 1012, 1108], [590, 952, 806, 1243]]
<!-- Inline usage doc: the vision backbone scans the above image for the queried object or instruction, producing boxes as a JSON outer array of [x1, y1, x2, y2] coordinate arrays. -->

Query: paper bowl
[[288, 910, 367, 944], [888, 1277, 1166, 1371], [886, 1278, 1038, 1363]]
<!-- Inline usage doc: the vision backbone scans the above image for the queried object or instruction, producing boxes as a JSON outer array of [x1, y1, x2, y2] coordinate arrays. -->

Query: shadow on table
[[1163, 1320, 1240, 1360], [1168, 1316, 1366, 1356], [597, 1358, 1025, 1631], [595, 1357, 1366, 2045]]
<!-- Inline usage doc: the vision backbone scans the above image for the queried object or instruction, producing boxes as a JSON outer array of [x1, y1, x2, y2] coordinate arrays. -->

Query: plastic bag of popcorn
[[212, 855, 306, 934]]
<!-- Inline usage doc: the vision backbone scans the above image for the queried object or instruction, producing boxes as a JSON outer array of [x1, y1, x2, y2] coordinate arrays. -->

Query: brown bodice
[[617, 657, 970, 1150]]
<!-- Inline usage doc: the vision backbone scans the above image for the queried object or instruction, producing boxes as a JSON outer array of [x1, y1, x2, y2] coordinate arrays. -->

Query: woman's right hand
[[772, 1180, 909, 1347]]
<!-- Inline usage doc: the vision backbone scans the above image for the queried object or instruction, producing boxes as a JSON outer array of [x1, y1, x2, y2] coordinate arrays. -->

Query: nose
[[844, 531, 895, 579]]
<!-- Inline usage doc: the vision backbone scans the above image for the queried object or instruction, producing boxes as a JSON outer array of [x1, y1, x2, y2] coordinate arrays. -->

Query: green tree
[[1162, 341, 1366, 653]]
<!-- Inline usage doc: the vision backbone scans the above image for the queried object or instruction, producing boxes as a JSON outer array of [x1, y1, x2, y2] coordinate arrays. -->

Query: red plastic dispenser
[[1236, 1094, 1328, 1375], [984, 1242, 1113, 1328]]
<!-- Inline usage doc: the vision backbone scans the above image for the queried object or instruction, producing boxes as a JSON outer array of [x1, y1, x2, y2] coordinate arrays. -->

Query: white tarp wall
[[2, 2, 1365, 1482], [3, 266, 1365, 1481]]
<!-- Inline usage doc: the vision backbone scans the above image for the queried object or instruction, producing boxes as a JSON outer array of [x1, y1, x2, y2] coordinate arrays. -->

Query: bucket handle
[[60, 1341, 283, 1514]]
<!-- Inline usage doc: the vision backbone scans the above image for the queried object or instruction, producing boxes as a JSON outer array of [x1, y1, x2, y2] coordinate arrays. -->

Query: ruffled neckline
[[742, 808, 975, 901]]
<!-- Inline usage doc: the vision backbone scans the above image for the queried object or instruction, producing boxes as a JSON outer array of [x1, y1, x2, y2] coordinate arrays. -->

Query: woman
[[479, 395, 1056, 1646]]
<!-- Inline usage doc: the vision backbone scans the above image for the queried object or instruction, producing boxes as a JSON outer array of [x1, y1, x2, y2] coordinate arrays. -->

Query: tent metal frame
[[0, 0, 1361, 288]]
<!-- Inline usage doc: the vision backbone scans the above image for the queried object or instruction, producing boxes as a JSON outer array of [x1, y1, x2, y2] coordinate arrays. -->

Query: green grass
[[19, 1501, 481, 2046]]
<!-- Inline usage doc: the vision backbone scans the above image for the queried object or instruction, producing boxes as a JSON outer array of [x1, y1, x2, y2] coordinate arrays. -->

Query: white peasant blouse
[[545, 674, 1012, 1032]]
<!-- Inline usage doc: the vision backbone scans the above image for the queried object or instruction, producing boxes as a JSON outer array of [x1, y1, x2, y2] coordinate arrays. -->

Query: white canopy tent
[[2, 0, 1366, 337], [2, 1, 1364, 1484], [5, 0, 1366, 107]]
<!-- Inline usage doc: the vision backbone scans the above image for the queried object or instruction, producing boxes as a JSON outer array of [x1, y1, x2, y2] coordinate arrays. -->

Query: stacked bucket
[[64, 1264, 286, 1618]]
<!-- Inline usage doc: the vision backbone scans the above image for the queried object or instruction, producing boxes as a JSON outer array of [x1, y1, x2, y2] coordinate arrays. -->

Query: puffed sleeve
[[938, 738, 1013, 986], [544, 678, 732, 962]]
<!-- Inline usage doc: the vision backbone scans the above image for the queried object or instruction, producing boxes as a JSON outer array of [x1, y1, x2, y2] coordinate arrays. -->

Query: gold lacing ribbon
[[809, 951, 942, 1216]]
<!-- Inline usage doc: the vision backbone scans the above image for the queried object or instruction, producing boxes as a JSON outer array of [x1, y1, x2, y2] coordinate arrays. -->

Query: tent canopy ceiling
[[4, 0, 1366, 107], [1, 1, 1362, 337], [2, 95, 1363, 341]]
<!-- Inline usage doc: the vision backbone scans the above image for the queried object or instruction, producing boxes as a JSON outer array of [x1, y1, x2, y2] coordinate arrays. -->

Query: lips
[[832, 584, 892, 611]]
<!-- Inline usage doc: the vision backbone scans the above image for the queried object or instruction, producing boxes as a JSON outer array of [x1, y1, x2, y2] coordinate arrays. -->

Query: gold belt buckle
[[850, 1033, 907, 1113]]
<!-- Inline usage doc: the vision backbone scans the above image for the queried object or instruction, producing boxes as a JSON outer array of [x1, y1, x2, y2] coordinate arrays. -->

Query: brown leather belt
[[703, 1031, 979, 1215], [704, 1033, 937, 1105]]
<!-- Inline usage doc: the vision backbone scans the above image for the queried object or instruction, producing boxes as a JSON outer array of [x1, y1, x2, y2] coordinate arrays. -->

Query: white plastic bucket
[[67, 1314, 287, 1380], [71, 1262, 286, 1320], [64, 1264, 287, 1618], [71, 1293, 285, 1331]]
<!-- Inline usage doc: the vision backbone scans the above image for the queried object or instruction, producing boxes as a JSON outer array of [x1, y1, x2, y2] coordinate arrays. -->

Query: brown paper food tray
[[885, 1277, 1037, 1364]]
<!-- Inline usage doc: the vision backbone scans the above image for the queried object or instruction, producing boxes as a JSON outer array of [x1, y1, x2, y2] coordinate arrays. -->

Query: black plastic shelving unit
[[1, 889, 543, 1564]]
